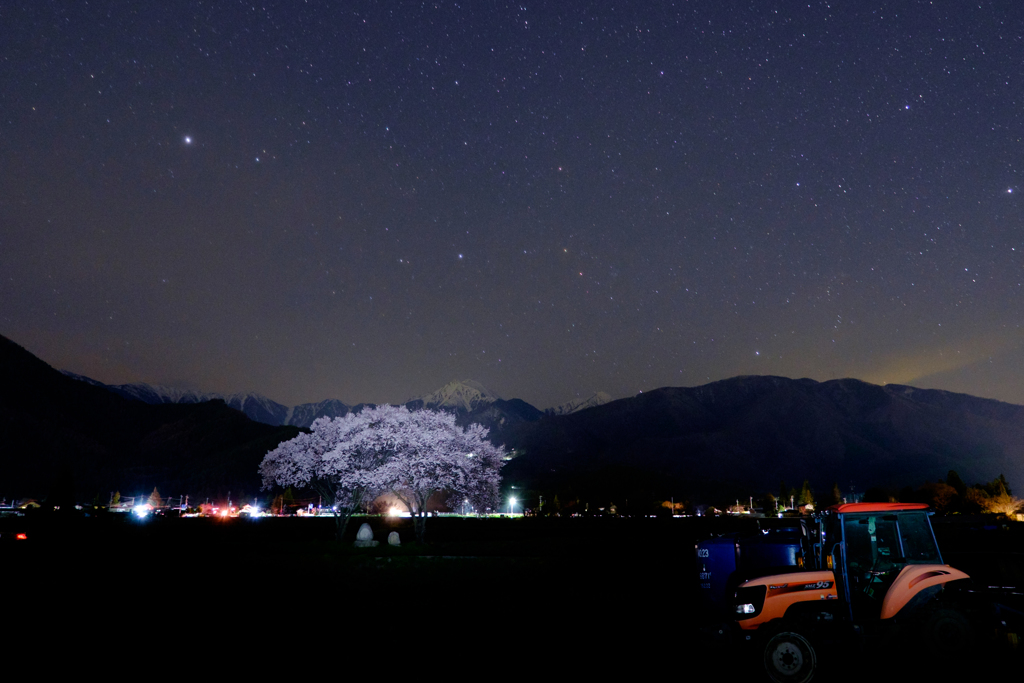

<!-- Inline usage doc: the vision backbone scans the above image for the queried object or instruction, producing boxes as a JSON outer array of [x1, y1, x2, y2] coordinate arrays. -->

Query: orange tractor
[[719, 502, 1015, 681]]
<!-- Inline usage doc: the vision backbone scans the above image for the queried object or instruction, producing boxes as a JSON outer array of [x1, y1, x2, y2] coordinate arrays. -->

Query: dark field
[[4, 513, 1022, 677]]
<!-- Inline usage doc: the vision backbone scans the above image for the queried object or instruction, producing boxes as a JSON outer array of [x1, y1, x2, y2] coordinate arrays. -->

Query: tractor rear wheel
[[763, 630, 817, 683], [923, 607, 973, 656]]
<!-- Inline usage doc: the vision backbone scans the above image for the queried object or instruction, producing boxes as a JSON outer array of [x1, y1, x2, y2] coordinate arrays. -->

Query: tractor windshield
[[844, 511, 940, 570], [894, 511, 942, 564], [840, 510, 942, 619]]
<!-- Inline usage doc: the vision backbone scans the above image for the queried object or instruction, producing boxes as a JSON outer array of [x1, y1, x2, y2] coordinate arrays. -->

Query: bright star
[[184, 136, 192, 144]]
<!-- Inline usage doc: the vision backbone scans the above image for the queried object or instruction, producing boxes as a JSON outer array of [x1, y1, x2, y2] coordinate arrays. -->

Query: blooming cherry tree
[[260, 405, 506, 542]]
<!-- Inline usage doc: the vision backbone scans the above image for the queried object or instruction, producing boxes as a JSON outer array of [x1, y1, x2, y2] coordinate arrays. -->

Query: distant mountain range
[[5, 333, 1023, 506], [61, 373, 353, 428], [59, 375, 607, 428]]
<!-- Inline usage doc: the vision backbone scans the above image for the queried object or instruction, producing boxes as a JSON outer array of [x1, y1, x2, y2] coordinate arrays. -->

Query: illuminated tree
[[260, 405, 506, 542], [148, 487, 162, 507], [984, 488, 1023, 517], [962, 475, 1021, 517]]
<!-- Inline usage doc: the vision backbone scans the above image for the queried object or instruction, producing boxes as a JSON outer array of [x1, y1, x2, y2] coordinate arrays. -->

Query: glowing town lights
[[509, 497, 517, 515], [240, 504, 261, 517]]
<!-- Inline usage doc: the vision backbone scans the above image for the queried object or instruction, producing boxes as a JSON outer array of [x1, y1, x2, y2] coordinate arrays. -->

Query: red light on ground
[[16, 533, 27, 540]]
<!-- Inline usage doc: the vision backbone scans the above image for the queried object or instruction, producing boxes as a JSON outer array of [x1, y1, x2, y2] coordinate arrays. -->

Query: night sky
[[3, 1, 1023, 410]]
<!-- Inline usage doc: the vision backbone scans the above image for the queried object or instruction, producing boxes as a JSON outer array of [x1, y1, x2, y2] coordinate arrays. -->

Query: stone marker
[[388, 531, 401, 546], [354, 522, 378, 547]]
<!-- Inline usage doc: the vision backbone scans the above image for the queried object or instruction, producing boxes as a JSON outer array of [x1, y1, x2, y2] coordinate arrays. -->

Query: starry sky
[[3, 1, 1023, 410]]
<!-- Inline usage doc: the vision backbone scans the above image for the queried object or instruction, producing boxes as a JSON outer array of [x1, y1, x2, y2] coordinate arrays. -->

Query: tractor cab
[[822, 503, 947, 623]]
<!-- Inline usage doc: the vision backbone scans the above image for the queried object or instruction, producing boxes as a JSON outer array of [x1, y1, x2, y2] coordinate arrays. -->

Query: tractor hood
[[735, 570, 838, 630]]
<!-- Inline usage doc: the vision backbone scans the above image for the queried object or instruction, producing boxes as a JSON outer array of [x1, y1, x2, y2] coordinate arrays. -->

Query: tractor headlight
[[733, 585, 767, 619]]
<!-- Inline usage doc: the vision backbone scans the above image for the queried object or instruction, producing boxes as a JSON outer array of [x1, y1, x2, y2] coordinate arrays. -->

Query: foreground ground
[[3, 513, 1021, 677]]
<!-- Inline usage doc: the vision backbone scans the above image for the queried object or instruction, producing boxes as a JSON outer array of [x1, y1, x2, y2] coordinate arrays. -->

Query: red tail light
[[16, 533, 27, 540]]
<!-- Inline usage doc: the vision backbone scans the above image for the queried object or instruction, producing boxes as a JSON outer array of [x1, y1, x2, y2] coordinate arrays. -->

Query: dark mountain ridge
[[502, 375, 1024, 502], [1, 335, 299, 501]]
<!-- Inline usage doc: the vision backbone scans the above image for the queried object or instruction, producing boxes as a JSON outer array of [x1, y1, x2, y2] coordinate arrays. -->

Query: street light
[[509, 497, 516, 516]]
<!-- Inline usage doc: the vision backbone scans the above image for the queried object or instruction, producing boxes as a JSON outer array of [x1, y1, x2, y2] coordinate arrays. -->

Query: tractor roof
[[829, 502, 930, 514]]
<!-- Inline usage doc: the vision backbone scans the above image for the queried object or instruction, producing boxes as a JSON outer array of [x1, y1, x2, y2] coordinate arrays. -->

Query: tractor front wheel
[[763, 630, 817, 683]]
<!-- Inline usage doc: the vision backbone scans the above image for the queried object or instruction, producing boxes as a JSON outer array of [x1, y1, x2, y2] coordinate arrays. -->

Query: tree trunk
[[413, 511, 427, 544], [393, 491, 427, 544], [334, 509, 353, 542], [312, 481, 360, 542]]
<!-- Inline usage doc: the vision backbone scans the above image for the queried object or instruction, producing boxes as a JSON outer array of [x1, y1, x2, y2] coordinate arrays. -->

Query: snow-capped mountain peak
[[410, 379, 499, 412]]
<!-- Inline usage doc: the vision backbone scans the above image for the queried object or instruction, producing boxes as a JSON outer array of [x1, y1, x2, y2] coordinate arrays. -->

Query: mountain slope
[[502, 376, 1024, 501], [287, 398, 352, 428], [546, 392, 613, 415], [2, 335, 299, 501]]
